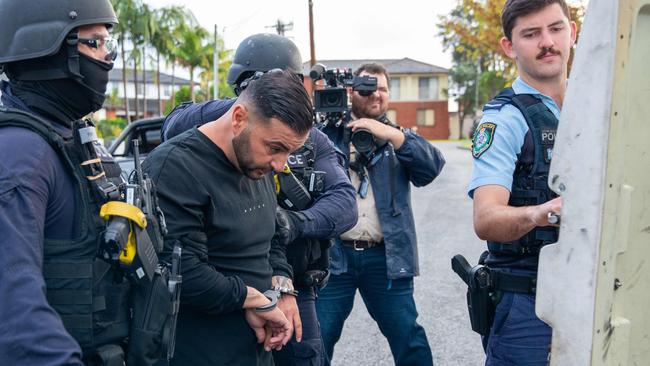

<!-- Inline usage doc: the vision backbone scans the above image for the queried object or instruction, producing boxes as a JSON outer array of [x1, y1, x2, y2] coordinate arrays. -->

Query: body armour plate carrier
[[483, 88, 559, 257], [0, 107, 177, 365], [0, 107, 130, 352], [284, 130, 331, 287]]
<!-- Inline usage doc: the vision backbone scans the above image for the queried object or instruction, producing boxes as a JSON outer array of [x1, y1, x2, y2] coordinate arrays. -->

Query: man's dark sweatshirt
[[143, 127, 286, 365]]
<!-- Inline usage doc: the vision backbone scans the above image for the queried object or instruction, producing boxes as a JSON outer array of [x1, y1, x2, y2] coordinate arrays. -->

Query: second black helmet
[[227, 33, 303, 86]]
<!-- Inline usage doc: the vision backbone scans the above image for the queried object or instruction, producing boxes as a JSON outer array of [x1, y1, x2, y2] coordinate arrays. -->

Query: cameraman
[[315, 63, 445, 365], [161, 33, 357, 366]]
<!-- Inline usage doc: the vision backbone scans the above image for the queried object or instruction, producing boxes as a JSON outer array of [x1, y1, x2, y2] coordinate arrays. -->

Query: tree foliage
[[175, 24, 212, 102], [437, 0, 585, 137], [151, 5, 188, 115], [110, 0, 232, 118], [111, 0, 137, 122], [96, 118, 127, 139]]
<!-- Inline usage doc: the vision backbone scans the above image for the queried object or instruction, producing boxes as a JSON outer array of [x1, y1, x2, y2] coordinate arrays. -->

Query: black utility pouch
[[126, 266, 172, 365], [451, 253, 496, 336]]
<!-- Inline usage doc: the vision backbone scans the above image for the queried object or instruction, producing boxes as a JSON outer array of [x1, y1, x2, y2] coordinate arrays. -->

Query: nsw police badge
[[472, 122, 497, 159]]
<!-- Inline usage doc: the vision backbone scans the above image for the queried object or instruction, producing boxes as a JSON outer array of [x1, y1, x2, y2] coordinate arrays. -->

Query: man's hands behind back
[[244, 307, 292, 351], [243, 286, 292, 351]]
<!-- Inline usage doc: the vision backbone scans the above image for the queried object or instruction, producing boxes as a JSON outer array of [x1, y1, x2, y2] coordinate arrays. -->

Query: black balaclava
[[6, 33, 113, 125]]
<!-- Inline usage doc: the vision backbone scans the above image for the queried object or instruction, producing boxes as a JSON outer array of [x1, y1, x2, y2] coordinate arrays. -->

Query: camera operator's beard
[[351, 94, 386, 120], [232, 127, 272, 179]]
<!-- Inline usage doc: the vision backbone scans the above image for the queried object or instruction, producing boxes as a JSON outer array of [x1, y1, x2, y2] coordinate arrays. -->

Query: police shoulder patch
[[472, 122, 497, 159]]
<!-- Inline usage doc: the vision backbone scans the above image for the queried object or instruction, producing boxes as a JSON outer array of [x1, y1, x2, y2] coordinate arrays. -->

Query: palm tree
[[140, 4, 158, 117], [111, 0, 136, 122], [129, 48, 141, 120], [175, 24, 211, 102], [151, 6, 187, 115], [128, 2, 153, 120]]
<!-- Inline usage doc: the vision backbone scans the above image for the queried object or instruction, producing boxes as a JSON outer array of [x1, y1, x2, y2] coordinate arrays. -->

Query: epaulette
[[482, 87, 516, 112]]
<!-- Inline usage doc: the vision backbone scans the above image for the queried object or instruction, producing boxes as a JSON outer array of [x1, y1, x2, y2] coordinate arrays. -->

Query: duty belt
[[451, 254, 537, 336], [490, 270, 537, 294], [487, 242, 541, 256], [342, 239, 384, 251]]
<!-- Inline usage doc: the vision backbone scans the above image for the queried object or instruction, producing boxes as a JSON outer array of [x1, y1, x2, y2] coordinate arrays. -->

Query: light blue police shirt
[[468, 77, 561, 198]]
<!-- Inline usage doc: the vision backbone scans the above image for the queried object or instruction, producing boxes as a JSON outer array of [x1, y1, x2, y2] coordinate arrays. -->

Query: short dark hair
[[354, 63, 390, 83], [501, 0, 571, 40], [238, 70, 313, 136]]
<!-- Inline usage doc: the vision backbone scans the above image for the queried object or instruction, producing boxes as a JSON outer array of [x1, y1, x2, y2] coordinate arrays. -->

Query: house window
[[163, 85, 172, 98], [416, 109, 435, 126], [389, 77, 401, 100], [418, 77, 439, 100], [386, 109, 397, 123], [136, 83, 144, 98]]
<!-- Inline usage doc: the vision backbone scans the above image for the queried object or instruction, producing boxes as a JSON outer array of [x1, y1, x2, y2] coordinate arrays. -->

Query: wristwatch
[[273, 284, 299, 297], [272, 275, 298, 296], [254, 289, 281, 313]]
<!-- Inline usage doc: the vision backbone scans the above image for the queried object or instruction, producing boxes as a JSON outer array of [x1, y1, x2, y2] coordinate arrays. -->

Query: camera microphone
[[309, 63, 326, 80]]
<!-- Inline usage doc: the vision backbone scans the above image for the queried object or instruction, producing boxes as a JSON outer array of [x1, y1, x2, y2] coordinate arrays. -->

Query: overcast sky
[[147, 0, 458, 69]]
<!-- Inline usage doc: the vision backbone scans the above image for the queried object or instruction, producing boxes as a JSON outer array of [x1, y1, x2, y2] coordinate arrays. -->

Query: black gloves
[[273, 208, 301, 247]]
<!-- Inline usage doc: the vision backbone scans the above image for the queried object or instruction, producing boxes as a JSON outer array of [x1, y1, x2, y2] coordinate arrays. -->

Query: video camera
[[310, 63, 401, 159], [309, 63, 377, 126], [350, 114, 397, 159]]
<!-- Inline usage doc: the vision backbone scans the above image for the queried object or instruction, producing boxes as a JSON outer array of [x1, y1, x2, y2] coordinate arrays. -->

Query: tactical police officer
[[0, 1, 174, 365], [466, 0, 575, 364], [161, 33, 357, 366]]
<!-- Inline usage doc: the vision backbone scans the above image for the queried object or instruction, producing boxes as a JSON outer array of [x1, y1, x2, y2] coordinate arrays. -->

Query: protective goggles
[[78, 36, 118, 61]]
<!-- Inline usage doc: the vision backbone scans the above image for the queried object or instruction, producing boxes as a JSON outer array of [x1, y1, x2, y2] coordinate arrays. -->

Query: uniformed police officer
[[161, 33, 357, 366], [0, 1, 172, 365], [468, 0, 576, 364]]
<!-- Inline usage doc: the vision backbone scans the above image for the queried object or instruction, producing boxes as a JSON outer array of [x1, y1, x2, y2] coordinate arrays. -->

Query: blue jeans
[[273, 287, 326, 366], [484, 292, 552, 365], [315, 245, 432, 366]]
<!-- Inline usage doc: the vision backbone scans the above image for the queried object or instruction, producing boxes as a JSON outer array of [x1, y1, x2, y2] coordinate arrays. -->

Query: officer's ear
[[569, 20, 577, 46], [500, 36, 515, 59], [231, 104, 249, 136]]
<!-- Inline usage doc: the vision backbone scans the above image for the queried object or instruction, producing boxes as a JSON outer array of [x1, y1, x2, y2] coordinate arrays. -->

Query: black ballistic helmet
[[227, 33, 303, 87], [0, 0, 118, 66]]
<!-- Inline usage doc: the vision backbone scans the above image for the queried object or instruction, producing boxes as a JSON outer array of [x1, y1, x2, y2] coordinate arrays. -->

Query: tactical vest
[[284, 130, 331, 286], [0, 108, 131, 354], [483, 88, 559, 257]]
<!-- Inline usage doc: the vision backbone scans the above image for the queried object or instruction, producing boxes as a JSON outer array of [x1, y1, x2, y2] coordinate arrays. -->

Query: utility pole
[[266, 19, 294, 36], [308, 0, 316, 66], [213, 24, 219, 100]]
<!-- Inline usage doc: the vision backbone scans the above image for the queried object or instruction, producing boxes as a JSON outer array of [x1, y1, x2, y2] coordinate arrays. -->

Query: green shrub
[[96, 117, 127, 139]]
